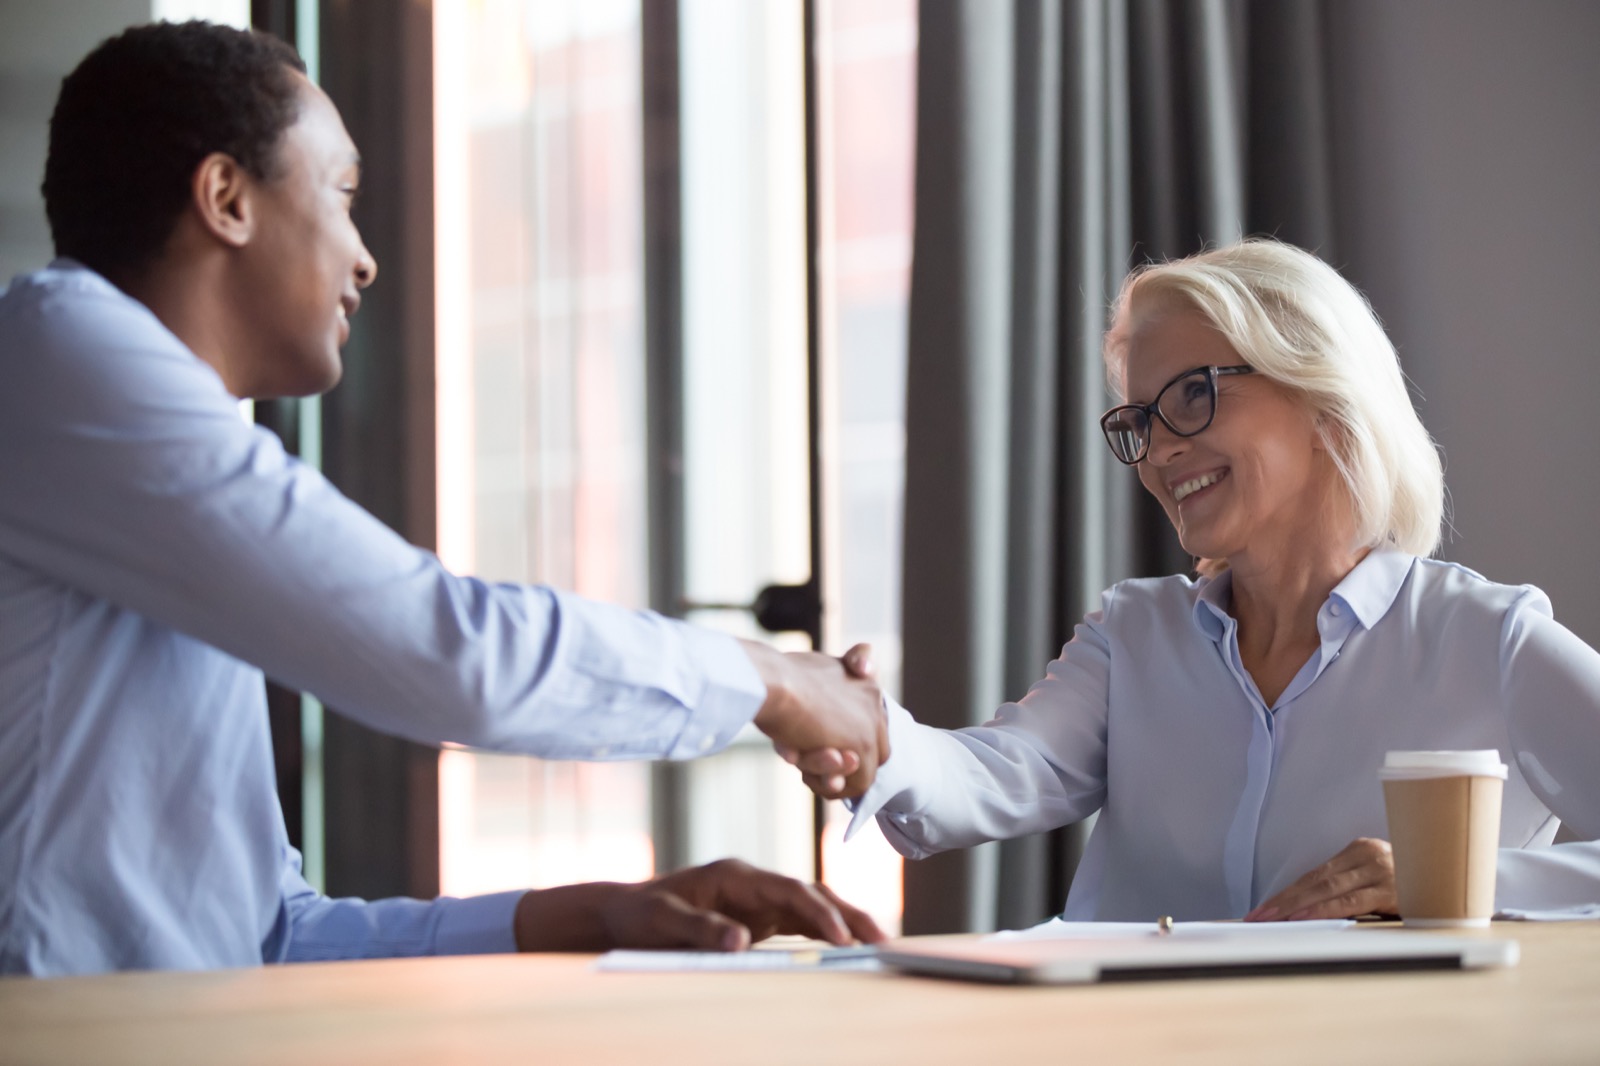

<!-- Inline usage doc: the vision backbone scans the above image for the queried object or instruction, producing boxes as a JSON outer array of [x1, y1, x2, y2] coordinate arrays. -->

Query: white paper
[[594, 945, 881, 973], [1495, 904, 1600, 922], [989, 917, 1355, 941]]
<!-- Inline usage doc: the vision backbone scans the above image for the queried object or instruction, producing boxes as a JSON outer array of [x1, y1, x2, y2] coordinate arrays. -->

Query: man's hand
[[1243, 837, 1397, 921], [743, 640, 887, 799], [512, 858, 887, 952]]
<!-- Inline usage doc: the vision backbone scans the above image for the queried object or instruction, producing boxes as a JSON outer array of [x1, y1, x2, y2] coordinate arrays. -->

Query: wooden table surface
[[3, 922, 1597, 1065]]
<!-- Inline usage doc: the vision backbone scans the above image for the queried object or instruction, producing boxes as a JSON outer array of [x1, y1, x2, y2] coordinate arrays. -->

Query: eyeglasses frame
[[1099, 364, 1256, 465]]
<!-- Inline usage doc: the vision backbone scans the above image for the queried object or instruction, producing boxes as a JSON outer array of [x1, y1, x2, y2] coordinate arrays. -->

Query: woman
[[807, 239, 1600, 921]]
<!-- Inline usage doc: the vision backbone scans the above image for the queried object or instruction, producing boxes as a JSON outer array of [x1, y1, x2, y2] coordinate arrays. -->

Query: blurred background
[[1, 0, 1594, 936]]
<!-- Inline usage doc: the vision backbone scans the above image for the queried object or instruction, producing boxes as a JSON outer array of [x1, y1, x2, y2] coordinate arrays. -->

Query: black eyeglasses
[[1099, 365, 1255, 465]]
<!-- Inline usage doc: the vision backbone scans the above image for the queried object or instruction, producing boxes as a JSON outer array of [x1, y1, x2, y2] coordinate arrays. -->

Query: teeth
[[1173, 470, 1225, 503]]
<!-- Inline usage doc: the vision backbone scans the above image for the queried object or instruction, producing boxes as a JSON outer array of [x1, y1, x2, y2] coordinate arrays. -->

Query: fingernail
[[826, 776, 844, 794], [1252, 907, 1279, 922], [1286, 909, 1310, 921]]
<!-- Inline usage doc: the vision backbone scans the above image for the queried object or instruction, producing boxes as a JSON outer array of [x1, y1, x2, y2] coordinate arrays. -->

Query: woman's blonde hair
[[1103, 239, 1445, 575]]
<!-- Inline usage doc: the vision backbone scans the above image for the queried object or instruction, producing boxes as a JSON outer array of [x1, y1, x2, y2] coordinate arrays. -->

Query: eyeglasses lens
[[1161, 370, 1216, 434], [1103, 411, 1148, 464]]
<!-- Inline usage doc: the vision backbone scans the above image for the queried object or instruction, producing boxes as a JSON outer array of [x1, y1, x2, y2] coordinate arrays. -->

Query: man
[[0, 21, 885, 977]]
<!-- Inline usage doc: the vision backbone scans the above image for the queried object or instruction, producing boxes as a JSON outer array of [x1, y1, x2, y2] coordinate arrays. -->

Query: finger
[[792, 748, 849, 775], [801, 772, 848, 800], [837, 763, 875, 799], [742, 876, 853, 946], [775, 744, 800, 765], [1241, 845, 1356, 915], [841, 728, 883, 796], [1284, 882, 1395, 922], [626, 892, 753, 952], [841, 643, 876, 678], [1246, 840, 1389, 920], [1249, 860, 1387, 921], [816, 883, 887, 944]]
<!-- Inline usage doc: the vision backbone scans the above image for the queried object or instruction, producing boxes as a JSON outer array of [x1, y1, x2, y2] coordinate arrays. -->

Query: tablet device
[[876, 930, 1518, 985]]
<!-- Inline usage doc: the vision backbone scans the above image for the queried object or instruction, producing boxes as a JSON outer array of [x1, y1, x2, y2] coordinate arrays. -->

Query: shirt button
[[1330, 604, 1342, 617], [699, 734, 715, 751], [594, 746, 610, 758]]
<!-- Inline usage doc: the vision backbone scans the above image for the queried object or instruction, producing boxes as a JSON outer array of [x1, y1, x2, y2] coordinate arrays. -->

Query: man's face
[[233, 74, 376, 398]]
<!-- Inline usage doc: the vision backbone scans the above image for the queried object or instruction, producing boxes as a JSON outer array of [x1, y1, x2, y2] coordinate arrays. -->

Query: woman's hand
[[1244, 837, 1397, 921], [512, 858, 887, 952]]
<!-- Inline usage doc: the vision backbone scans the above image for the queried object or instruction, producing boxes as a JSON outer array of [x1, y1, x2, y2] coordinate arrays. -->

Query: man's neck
[[104, 250, 244, 397]]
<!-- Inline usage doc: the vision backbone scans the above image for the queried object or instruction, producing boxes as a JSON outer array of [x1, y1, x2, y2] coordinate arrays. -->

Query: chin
[[1174, 525, 1237, 565], [309, 358, 344, 394], [257, 358, 343, 400]]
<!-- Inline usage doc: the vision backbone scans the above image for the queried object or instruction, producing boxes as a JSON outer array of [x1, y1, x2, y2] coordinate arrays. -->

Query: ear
[[190, 152, 256, 249], [1312, 410, 1344, 454]]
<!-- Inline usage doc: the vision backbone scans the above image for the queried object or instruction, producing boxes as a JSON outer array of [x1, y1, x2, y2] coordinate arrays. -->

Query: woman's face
[[1123, 304, 1333, 566]]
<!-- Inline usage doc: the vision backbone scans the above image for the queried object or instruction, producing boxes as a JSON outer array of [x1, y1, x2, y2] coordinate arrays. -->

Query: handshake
[[740, 640, 888, 799]]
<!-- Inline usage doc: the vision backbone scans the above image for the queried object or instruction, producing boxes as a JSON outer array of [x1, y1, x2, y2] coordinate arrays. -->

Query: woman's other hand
[[1243, 837, 1397, 921]]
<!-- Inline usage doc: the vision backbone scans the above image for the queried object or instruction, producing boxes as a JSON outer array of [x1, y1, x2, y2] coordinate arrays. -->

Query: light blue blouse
[[851, 549, 1600, 920], [0, 264, 766, 975]]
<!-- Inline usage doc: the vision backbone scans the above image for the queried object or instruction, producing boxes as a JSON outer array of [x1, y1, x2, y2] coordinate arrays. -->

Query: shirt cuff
[[432, 890, 523, 956], [664, 624, 767, 760], [844, 696, 924, 841], [1496, 842, 1600, 911]]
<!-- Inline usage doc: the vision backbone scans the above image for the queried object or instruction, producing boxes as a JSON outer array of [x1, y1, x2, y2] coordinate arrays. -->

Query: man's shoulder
[[0, 261, 165, 357], [0, 261, 216, 408], [0, 260, 129, 319]]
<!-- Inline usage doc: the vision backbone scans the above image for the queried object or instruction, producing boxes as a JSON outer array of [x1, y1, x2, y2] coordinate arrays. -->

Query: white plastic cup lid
[[1379, 749, 1508, 780]]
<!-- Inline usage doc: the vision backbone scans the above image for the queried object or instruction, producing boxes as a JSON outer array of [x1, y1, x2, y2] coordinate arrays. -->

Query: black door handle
[[680, 580, 821, 636]]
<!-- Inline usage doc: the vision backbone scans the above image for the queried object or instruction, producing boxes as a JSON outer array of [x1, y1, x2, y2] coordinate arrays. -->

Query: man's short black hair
[[42, 20, 307, 277]]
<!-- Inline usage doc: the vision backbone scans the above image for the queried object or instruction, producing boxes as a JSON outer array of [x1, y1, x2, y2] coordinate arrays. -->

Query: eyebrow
[[1125, 365, 1206, 405]]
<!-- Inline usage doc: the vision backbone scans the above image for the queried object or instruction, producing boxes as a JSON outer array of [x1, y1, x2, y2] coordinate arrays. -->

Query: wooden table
[[3, 922, 1597, 1065]]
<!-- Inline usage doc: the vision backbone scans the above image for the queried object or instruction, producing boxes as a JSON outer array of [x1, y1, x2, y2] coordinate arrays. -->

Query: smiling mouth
[[1172, 468, 1228, 504]]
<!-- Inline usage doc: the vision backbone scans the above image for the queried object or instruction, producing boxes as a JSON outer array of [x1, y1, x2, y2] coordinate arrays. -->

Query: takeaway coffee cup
[[1379, 750, 1508, 928]]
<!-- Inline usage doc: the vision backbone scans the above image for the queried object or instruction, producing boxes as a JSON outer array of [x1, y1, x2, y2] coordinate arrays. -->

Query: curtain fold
[[901, 0, 1335, 934]]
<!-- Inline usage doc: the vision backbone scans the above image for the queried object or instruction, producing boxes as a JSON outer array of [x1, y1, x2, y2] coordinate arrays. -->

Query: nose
[[354, 242, 378, 289], [1143, 417, 1189, 466]]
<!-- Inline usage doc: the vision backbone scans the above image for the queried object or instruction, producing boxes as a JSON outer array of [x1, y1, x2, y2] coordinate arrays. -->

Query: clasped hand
[[745, 641, 887, 799]]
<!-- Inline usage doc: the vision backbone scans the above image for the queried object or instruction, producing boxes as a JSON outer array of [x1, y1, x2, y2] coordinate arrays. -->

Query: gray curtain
[[900, 0, 1335, 934]]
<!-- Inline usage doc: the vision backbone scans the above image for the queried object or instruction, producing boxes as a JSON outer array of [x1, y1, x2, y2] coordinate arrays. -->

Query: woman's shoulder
[[1400, 556, 1553, 625], [1096, 572, 1208, 624]]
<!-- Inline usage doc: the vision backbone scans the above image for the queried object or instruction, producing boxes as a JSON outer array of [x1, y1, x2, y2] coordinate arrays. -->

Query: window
[[435, 0, 655, 895], [434, 0, 918, 935]]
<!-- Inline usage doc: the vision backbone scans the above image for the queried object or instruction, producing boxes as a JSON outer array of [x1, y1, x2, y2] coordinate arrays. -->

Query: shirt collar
[[1190, 549, 1415, 643], [1192, 569, 1235, 642], [1328, 548, 1414, 630]]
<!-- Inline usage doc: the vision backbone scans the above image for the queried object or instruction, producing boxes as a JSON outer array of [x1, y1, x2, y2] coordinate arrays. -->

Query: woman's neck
[[1229, 543, 1369, 652]]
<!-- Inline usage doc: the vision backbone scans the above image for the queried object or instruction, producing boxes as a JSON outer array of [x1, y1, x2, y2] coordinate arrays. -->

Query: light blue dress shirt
[[850, 549, 1600, 921], [0, 263, 767, 976]]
